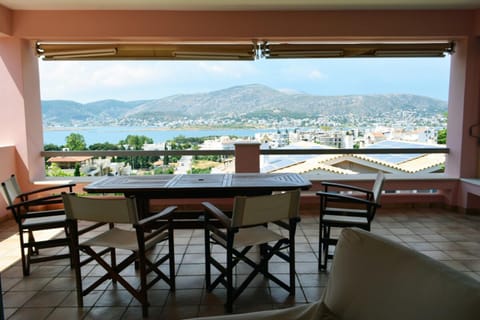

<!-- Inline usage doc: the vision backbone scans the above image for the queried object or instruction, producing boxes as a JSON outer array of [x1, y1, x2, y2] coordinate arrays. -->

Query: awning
[[36, 42, 257, 60], [261, 42, 454, 58], [36, 41, 454, 61]]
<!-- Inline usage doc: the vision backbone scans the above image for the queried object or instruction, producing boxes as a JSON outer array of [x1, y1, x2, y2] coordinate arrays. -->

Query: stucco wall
[[0, 145, 16, 220]]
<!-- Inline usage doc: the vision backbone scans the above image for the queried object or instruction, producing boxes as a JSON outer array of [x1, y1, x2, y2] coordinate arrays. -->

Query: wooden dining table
[[84, 173, 312, 227]]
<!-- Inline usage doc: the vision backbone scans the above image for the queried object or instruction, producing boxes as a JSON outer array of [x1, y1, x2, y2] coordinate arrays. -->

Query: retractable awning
[[36, 41, 454, 61], [36, 42, 257, 60], [262, 42, 454, 58]]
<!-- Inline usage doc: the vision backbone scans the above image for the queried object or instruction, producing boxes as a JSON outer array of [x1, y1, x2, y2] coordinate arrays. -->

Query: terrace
[[0, 206, 479, 319], [1, 0, 480, 319], [1, 1, 480, 212]]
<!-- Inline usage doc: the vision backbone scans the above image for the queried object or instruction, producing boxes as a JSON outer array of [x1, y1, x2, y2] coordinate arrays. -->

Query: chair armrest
[[321, 181, 372, 194], [202, 202, 231, 228], [316, 191, 379, 207], [7, 194, 65, 210], [137, 206, 177, 226], [19, 183, 76, 198], [18, 209, 65, 219]]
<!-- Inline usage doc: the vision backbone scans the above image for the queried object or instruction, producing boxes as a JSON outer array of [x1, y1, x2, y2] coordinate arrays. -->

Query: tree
[[44, 143, 62, 151], [74, 163, 81, 176], [65, 133, 87, 150], [47, 163, 72, 177], [117, 135, 157, 169], [437, 129, 447, 144], [119, 135, 153, 150], [89, 142, 120, 150]]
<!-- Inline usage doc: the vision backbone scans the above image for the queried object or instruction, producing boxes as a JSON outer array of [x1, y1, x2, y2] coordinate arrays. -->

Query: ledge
[[460, 178, 480, 187]]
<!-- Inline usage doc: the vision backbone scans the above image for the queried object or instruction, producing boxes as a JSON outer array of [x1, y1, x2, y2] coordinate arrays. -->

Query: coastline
[[44, 125, 267, 132], [43, 126, 278, 146]]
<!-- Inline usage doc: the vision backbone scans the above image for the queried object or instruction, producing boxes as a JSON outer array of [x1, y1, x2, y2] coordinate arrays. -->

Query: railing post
[[234, 142, 260, 173]]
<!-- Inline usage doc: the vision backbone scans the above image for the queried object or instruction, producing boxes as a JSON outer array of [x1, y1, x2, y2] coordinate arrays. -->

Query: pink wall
[[11, 10, 475, 41], [235, 143, 260, 173], [1, 8, 480, 211], [0, 5, 11, 37], [445, 38, 480, 178], [0, 38, 45, 181], [0, 146, 16, 220], [475, 10, 480, 35]]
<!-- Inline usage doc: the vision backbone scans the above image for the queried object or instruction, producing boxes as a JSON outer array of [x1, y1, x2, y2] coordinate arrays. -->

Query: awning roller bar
[[36, 41, 454, 60]]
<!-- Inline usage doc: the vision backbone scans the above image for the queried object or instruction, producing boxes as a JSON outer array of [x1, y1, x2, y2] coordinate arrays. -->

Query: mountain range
[[42, 84, 448, 127]]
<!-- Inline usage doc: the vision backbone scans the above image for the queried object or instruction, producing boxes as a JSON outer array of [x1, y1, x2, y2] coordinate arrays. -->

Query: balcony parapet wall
[[1, 144, 473, 221]]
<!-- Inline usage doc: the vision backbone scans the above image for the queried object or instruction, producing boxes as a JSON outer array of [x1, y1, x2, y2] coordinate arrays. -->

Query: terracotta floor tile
[[6, 307, 53, 320], [25, 290, 70, 307], [0, 207, 479, 319]]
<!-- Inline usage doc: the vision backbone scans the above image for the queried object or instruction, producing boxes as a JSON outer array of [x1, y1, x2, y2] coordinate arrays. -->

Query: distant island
[[42, 83, 447, 129]]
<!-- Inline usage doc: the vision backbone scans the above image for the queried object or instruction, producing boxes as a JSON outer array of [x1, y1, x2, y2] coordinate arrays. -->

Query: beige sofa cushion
[[189, 301, 334, 320], [188, 228, 480, 320], [323, 228, 480, 320]]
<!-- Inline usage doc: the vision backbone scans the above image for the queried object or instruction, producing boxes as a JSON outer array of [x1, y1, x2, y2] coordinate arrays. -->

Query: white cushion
[[323, 228, 480, 320]]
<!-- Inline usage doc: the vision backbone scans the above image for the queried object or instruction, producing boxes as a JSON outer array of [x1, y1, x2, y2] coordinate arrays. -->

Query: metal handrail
[[41, 147, 449, 158]]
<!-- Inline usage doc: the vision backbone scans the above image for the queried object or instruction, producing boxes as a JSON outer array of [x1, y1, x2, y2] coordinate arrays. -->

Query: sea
[[43, 126, 276, 146]]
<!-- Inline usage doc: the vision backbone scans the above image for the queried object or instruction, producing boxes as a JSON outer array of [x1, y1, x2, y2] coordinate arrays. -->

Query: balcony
[[1, 2, 480, 319], [0, 206, 479, 319]]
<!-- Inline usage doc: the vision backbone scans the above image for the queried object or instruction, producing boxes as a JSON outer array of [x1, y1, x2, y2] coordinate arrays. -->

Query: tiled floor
[[1, 207, 480, 319]]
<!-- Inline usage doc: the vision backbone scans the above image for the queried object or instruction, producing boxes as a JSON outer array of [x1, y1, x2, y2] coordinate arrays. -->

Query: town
[[45, 119, 447, 178]]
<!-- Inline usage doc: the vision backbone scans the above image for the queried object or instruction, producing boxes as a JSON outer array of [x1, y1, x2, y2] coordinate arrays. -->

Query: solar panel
[[364, 140, 442, 164]]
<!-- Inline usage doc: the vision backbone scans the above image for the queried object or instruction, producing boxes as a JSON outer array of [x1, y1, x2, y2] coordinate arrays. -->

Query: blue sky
[[39, 56, 451, 103]]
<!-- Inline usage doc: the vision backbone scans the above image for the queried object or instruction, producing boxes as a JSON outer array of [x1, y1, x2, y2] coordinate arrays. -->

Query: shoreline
[[44, 125, 269, 132], [43, 126, 282, 145]]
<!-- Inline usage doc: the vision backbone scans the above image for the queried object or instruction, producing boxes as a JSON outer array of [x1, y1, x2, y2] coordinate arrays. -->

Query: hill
[[42, 84, 447, 127]]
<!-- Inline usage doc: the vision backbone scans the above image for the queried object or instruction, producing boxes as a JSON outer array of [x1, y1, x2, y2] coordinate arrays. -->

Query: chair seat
[[82, 227, 168, 251], [212, 225, 284, 249], [323, 214, 369, 225], [22, 214, 66, 228], [324, 207, 368, 215]]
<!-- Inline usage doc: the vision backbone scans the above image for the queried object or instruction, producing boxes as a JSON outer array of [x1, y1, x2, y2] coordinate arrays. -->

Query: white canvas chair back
[[372, 171, 386, 204], [231, 189, 300, 228], [1, 175, 22, 206], [62, 194, 139, 224]]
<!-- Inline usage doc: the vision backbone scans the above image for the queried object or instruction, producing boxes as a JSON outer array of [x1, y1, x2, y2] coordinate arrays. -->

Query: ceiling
[[1, 0, 480, 11]]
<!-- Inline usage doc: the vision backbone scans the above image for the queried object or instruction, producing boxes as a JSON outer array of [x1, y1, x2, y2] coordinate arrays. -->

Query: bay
[[43, 126, 275, 146]]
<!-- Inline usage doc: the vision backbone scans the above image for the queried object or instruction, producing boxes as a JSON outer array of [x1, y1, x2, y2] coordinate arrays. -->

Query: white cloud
[[90, 64, 159, 87], [39, 60, 176, 101], [38, 58, 450, 102], [39, 60, 262, 102], [308, 69, 326, 80], [276, 63, 327, 82], [196, 61, 257, 78]]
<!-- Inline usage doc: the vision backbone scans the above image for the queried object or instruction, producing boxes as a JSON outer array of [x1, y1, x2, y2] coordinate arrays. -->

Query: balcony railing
[[41, 147, 449, 158], [40, 146, 455, 208]]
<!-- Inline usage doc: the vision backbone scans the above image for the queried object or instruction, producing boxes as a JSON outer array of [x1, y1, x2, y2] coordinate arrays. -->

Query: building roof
[[364, 140, 444, 164], [265, 140, 446, 174], [47, 156, 93, 163]]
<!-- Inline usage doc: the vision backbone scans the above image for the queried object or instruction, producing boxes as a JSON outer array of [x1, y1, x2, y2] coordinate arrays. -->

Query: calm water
[[43, 126, 275, 146]]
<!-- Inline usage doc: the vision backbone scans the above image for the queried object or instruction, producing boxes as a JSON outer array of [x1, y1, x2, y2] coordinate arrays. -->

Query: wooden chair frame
[[316, 172, 385, 270], [63, 193, 176, 317], [202, 190, 300, 313], [1, 174, 75, 275]]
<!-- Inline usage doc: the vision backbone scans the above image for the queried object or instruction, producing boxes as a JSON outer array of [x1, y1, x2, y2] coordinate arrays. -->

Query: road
[[174, 155, 193, 174]]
